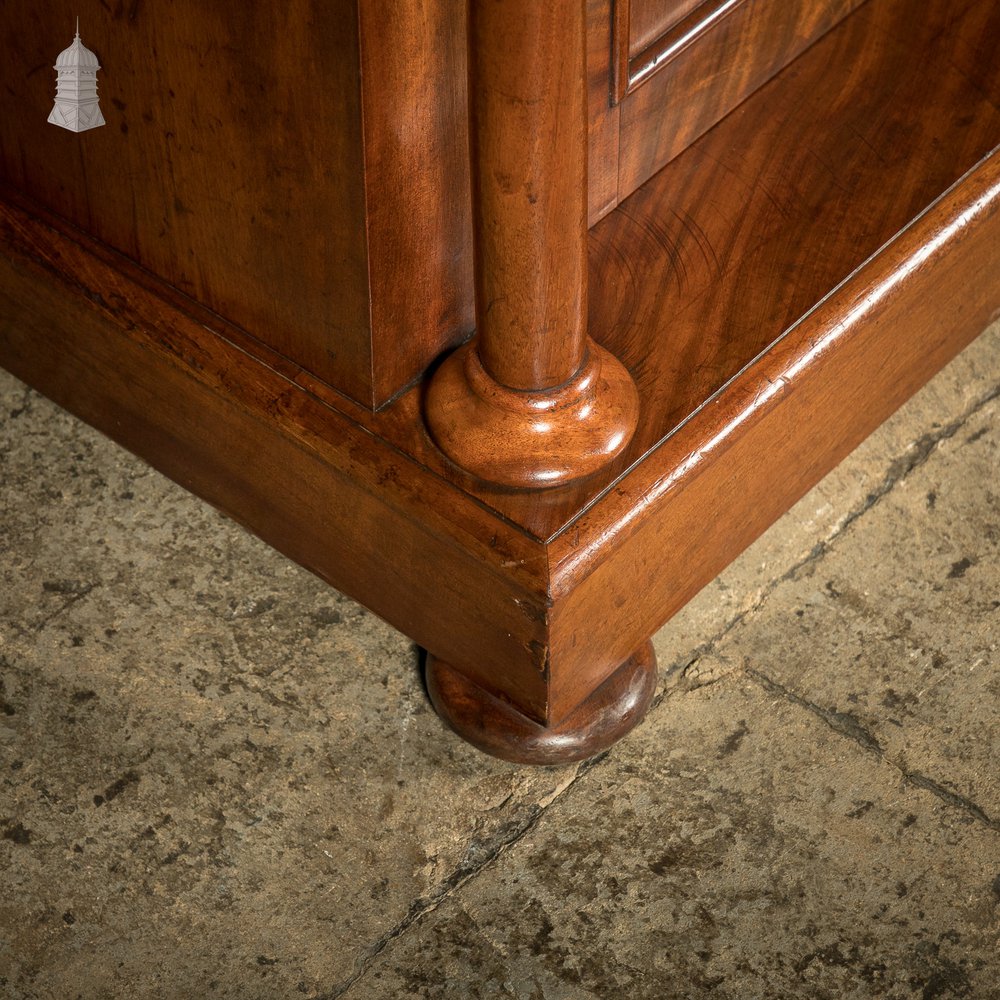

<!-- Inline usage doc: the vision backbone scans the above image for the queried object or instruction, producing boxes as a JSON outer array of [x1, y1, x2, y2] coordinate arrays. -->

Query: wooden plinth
[[2, 0, 999, 761]]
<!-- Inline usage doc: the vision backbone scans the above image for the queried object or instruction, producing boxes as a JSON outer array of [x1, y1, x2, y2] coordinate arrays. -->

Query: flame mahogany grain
[[588, 0, 869, 223]]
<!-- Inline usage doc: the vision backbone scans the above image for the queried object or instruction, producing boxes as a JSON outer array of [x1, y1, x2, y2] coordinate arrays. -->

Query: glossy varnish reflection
[[589, 0, 868, 222], [316, 0, 1000, 544], [0, 0, 472, 408]]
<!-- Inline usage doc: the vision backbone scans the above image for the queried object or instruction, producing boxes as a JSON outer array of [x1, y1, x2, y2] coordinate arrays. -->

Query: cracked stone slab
[[344, 678, 1000, 1000], [710, 394, 1000, 822], [0, 370, 585, 999]]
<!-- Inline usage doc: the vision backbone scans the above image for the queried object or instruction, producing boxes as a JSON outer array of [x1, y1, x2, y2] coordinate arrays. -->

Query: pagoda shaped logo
[[49, 20, 106, 133]]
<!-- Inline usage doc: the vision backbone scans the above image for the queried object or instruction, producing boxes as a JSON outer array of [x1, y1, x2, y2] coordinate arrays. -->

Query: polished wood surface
[[550, 150, 1000, 719], [0, 194, 556, 724], [616, 0, 735, 101], [587, 0, 622, 222], [628, 0, 708, 59], [0, 2, 364, 398], [425, 0, 639, 488], [357, 0, 474, 404], [590, 0, 867, 221], [421, 0, 1000, 539], [0, 0, 870, 406], [465, 0, 591, 390], [0, 1, 472, 409], [428, 642, 657, 765], [2, 0, 999, 759], [425, 339, 640, 489]]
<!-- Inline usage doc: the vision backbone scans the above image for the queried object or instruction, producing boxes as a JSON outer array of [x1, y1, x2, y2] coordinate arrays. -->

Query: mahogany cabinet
[[0, 0, 865, 403], [2, 0, 999, 762], [0, 1, 475, 409]]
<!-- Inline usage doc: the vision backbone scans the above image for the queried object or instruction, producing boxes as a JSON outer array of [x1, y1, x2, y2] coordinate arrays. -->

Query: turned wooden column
[[425, 0, 639, 489]]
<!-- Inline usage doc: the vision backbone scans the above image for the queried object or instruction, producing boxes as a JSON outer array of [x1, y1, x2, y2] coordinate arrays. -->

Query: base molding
[[425, 339, 640, 489]]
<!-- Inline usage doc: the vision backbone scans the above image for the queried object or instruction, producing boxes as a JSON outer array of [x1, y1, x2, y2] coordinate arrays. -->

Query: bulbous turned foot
[[426, 641, 657, 765], [424, 340, 640, 489]]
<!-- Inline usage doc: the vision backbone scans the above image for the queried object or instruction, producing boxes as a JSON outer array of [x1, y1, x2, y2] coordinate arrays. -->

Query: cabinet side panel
[[360, 0, 475, 405], [0, 1, 375, 403]]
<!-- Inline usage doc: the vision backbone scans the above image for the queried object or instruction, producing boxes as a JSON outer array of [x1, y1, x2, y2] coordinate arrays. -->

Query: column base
[[426, 641, 658, 765], [424, 339, 639, 489]]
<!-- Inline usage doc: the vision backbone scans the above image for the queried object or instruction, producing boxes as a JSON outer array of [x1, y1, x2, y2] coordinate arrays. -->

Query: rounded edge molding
[[426, 640, 657, 764]]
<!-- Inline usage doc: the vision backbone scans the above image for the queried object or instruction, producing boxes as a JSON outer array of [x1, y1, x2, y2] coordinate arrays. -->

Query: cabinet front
[[589, 0, 870, 222]]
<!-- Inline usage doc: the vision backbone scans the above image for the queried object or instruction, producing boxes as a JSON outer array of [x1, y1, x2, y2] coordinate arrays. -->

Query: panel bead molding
[[424, 0, 640, 490]]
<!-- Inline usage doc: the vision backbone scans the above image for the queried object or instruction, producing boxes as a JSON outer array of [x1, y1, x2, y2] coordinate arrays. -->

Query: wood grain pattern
[[616, 0, 868, 197], [358, 0, 475, 404], [589, 0, 868, 220], [628, 0, 710, 59], [618, 0, 741, 101], [467, 0, 591, 392], [425, 0, 639, 489], [548, 150, 1000, 717], [0, 196, 555, 723], [0, 0, 473, 409], [0, 2, 370, 398], [587, 0, 622, 224], [420, 0, 1000, 541], [259, 0, 997, 539]]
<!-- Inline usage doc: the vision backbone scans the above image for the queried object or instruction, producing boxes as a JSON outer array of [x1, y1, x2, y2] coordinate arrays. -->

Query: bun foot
[[426, 641, 657, 765]]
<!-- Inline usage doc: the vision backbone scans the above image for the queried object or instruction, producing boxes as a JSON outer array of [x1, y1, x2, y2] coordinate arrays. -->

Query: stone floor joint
[[674, 380, 1000, 691], [320, 755, 610, 999], [746, 667, 1000, 833], [746, 667, 884, 753]]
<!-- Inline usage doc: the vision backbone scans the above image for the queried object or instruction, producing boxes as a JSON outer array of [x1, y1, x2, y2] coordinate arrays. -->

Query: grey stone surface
[[727, 398, 1000, 820], [1, 320, 998, 999], [351, 680, 1000, 1000]]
